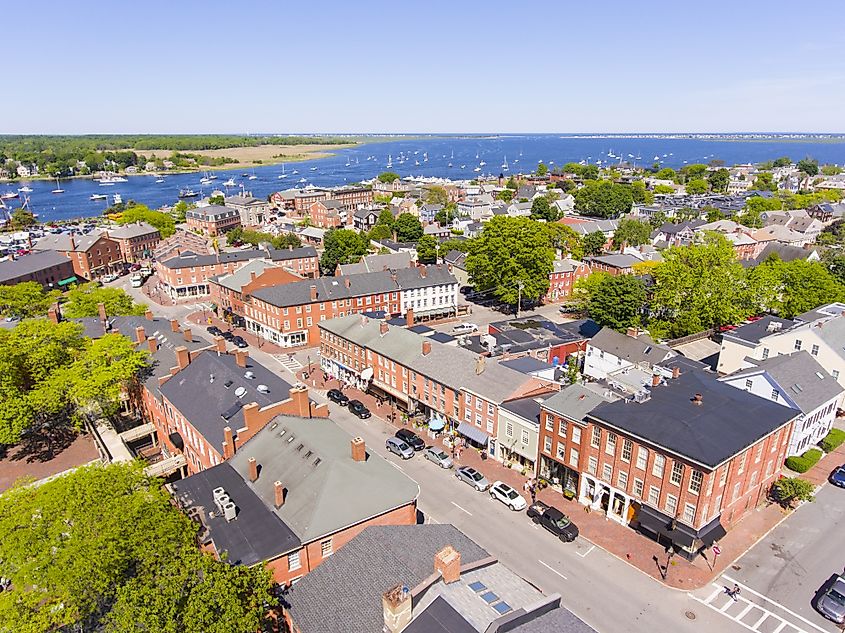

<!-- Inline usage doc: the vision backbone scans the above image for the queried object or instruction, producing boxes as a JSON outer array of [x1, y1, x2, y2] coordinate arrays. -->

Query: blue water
[[3, 134, 844, 222]]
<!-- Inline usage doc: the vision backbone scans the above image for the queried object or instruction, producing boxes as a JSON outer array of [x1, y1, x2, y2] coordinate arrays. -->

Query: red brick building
[[545, 258, 591, 303], [208, 260, 303, 322], [331, 186, 373, 211], [35, 231, 123, 280], [185, 205, 242, 236], [293, 189, 329, 215], [0, 250, 76, 288], [585, 254, 640, 276], [308, 200, 344, 228], [108, 222, 161, 262]]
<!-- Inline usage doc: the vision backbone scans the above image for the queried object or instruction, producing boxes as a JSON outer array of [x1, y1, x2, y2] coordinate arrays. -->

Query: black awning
[[168, 431, 184, 451], [636, 504, 696, 548], [698, 515, 728, 546]]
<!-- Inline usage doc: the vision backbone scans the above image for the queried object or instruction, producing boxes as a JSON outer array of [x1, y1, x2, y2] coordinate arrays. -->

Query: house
[[268, 246, 320, 278], [744, 242, 821, 268], [545, 258, 591, 303], [584, 254, 641, 276], [34, 231, 123, 280], [442, 249, 469, 287], [456, 199, 491, 220], [583, 327, 675, 381], [309, 199, 345, 228], [170, 417, 418, 587], [337, 251, 414, 276], [185, 205, 241, 236], [751, 225, 807, 249], [719, 351, 842, 456], [516, 184, 537, 200], [285, 524, 595, 633], [352, 208, 380, 232], [419, 203, 443, 224], [651, 221, 706, 247], [423, 222, 451, 240], [716, 316, 796, 374], [108, 221, 161, 262], [0, 250, 76, 288], [225, 194, 270, 227], [499, 356, 558, 381]]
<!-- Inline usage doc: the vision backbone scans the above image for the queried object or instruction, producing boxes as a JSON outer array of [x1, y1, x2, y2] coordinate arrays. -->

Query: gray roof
[[337, 251, 413, 276], [186, 205, 238, 220], [160, 249, 266, 269], [723, 316, 795, 346], [35, 231, 108, 253], [541, 384, 613, 422], [320, 315, 533, 403], [500, 356, 554, 375], [170, 462, 300, 566], [229, 417, 419, 544], [159, 351, 293, 450], [224, 195, 265, 206], [752, 242, 818, 265], [590, 370, 797, 469], [443, 250, 467, 269], [0, 250, 71, 283], [210, 260, 281, 293], [107, 221, 159, 239], [500, 395, 546, 425], [252, 265, 456, 308], [588, 328, 673, 366], [267, 246, 318, 262], [287, 524, 489, 633], [404, 597, 477, 633], [725, 351, 843, 413], [586, 254, 641, 269]]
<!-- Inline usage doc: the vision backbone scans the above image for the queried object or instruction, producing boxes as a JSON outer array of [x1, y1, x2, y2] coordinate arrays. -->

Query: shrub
[[771, 477, 815, 507], [819, 428, 845, 453], [785, 448, 823, 473]]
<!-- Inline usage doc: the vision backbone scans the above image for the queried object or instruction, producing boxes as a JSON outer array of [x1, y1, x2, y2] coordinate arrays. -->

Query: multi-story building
[[545, 258, 591, 303], [208, 260, 302, 323], [330, 186, 372, 211], [293, 189, 329, 215], [224, 194, 269, 227], [318, 315, 551, 455], [584, 254, 640, 276], [170, 416, 419, 586], [108, 221, 161, 262], [153, 229, 212, 261], [245, 265, 458, 348], [0, 250, 76, 288], [185, 205, 242, 236], [308, 200, 344, 228], [583, 327, 675, 382], [35, 231, 123, 280], [539, 369, 796, 559]]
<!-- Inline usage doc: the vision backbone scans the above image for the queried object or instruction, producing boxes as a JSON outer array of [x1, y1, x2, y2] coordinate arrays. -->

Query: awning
[[457, 422, 489, 446], [697, 515, 728, 546], [428, 414, 447, 432], [57, 276, 78, 286], [636, 504, 696, 548]]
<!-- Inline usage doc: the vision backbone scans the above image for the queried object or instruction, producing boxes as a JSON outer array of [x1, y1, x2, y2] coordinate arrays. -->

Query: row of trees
[[227, 226, 302, 250], [0, 281, 147, 321]]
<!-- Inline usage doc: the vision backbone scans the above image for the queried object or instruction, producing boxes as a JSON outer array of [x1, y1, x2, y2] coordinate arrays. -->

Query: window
[[587, 456, 598, 475], [605, 432, 617, 456], [754, 443, 763, 463], [811, 344, 819, 356], [602, 463, 613, 482], [556, 442, 566, 460], [648, 486, 660, 506], [765, 459, 774, 477], [506, 422, 514, 437], [633, 478, 644, 498], [719, 466, 728, 488], [636, 447, 649, 470], [834, 370, 840, 380], [732, 482, 741, 502], [320, 538, 333, 557], [745, 379, 753, 390], [590, 427, 601, 448], [621, 439, 632, 463], [288, 550, 301, 571], [762, 347, 769, 360], [683, 503, 696, 524], [794, 339, 802, 351], [737, 452, 746, 474], [569, 448, 579, 468], [558, 419, 567, 437], [771, 389, 779, 401], [521, 430, 530, 445], [652, 454, 665, 478], [689, 470, 703, 494], [571, 426, 581, 445], [543, 436, 552, 454], [617, 470, 628, 490], [545, 414, 554, 432], [664, 494, 678, 516], [670, 461, 684, 486]]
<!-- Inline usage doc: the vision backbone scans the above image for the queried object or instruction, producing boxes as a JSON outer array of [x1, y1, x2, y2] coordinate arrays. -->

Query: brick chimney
[[405, 308, 414, 327], [248, 457, 258, 482], [274, 481, 285, 508], [223, 426, 234, 459], [626, 326, 640, 338], [290, 385, 311, 418], [652, 373, 661, 387], [380, 320, 389, 336], [672, 366, 680, 379], [420, 266, 427, 278], [382, 584, 412, 633], [175, 346, 190, 370], [250, 270, 257, 282], [422, 340, 432, 356], [351, 436, 366, 462], [170, 318, 180, 332], [310, 284, 318, 300], [148, 337, 158, 353], [135, 326, 146, 343], [692, 393, 703, 406], [344, 278, 351, 288], [145, 309, 154, 321], [97, 302, 107, 323], [214, 335, 226, 353], [47, 305, 60, 324], [434, 546, 461, 584], [183, 327, 193, 343], [235, 349, 248, 368]]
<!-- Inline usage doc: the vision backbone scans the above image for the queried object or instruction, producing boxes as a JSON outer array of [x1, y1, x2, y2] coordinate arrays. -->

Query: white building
[[583, 328, 675, 382]]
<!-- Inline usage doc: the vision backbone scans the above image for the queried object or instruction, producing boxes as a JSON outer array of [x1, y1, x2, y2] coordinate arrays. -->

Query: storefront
[[246, 318, 307, 348], [321, 357, 368, 391], [634, 505, 727, 560], [457, 422, 490, 451], [538, 455, 579, 494], [579, 474, 634, 526]]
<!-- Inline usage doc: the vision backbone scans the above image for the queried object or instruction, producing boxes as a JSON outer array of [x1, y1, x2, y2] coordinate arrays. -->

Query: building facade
[[108, 222, 161, 262], [185, 205, 242, 236]]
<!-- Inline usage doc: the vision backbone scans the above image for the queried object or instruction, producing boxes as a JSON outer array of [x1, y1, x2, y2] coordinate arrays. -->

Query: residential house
[[225, 194, 270, 227], [545, 258, 591, 303], [352, 208, 380, 232], [330, 186, 372, 211], [0, 250, 76, 288], [496, 394, 548, 474], [35, 231, 123, 280], [185, 205, 241, 236], [442, 249, 469, 287], [695, 219, 758, 260], [719, 351, 842, 455], [337, 251, 414, 276], [108, 221, 161, 262], [716, 316, 796, 374], [419, 203, 443, 224], [651, 221, 706, 247], [423, 222, 451, 240], [751, 225, 807, 250], [499, 356, 559, 382], [743, 242, 821, 268], [583, 327, 675, 381]]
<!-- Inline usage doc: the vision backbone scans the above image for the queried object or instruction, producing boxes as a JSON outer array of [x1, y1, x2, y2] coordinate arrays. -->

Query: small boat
[[248, 173, 257, 180], [179, 188, 199, 198], [51, 178, 64, 194], [502, 156, 509, 170], [479, 160, 486, 166], [241, 172, 250, 177], [223, 177, 237, 187], [298, 177, 307, 183], [90, 193, 108, 201], [447, 163, 452, 168], [206, 173, 217, 181], [460, 165, 466, 169], [473, 167, 481, 172], [155, 177, 165, 183], [200, 177, 212, 185], [113, 194, 122, 205], [18, 186, 33, 193], [309, 167, 317, 171], [1, 191, 18, 200], [292, 169, 299, 175]]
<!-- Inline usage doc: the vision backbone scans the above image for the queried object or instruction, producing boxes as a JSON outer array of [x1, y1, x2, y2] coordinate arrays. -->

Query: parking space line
[[538, 560, 567, 580], [737, 604, 755, 620], [389, 461, 404, 472], [577, 545, 595, 558], [704, 586, 723, 604], [450, 502, 472, 516]]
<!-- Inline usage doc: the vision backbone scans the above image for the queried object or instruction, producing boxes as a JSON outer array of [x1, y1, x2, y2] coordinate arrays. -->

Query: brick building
[[35, 231, 123, 280], [330, 186, 373, 211], [208, 260, 303, 324], [545, 258, 591, 303], [293, 189, 329, 215], [585, 254, 640, 276], [108, 221, 161, 262], [185, 205, 242, 236], [308, 200, 344, 228], [0, 250, 76, 288]]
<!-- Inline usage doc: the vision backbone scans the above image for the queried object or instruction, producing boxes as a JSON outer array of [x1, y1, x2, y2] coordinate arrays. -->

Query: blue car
[[830, 465, 845, 488]]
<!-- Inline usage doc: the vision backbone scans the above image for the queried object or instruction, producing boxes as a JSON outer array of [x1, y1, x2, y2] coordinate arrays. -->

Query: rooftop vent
[[235, 387, 247, 398], [816, 371, 825, 379], [244, 371, 255, 380], [257, 384, 270, 393], [224, 380, 234, 389]]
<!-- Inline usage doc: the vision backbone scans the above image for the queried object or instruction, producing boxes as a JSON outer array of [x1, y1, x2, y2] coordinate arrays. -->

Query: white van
[[452, 322, 479, 334]]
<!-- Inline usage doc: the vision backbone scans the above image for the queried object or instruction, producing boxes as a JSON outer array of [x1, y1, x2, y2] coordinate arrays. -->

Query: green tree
[[394, 213, 423, 242], [496, 189, 514, 202], [377, 208, 395, 229], [797, 157, 819, 177], [655, 167, 676, 181], [377, 171, 400, 183], [772, 156, 792, 168], [434, 206, 457, 226], [61, 282, 147, 319], [505, 176, 518, 190], [545, 224, 583, 260], [612, 218, 652, 249], [680, 163, 708, 181], [426, 185, 449, 207], [685, 178, 709, 195], [208, 194, 225, 206], [630, 181, 654, 205], [653, 184, 674, 195], [465, 217, 554, 307], [530, 196, 557, 221], [536, 162, 549, 176], [171, 200, 189, 222], [574, 181, 634, 219], [438, 238, 471, 254], [750, 258, 844, 318], [582, 231, 606, 256], [320, 228, 369, 274], [587, 274, 646, 331], [116, 203, 176, 238], [0, 282, 61, 318], [367, 223, 393, 241], [821, 165, 843, 176], [704, 206, 726, 222], [752, 172, 777, 192], [0, 462, 274, 632], [272, 232, 302, 249], [707, 168, 730, 193], [581, 165, 599, 180], [10, 208, 37, 229], [770, 477, 815, 508], [416, 235, 438, 264]]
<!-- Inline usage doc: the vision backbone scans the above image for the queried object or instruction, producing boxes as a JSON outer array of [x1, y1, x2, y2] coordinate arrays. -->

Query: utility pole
[[516, 281, 524, 319]]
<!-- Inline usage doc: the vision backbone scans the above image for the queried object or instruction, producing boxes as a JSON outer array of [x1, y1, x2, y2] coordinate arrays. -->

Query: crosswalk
[[275, 354, 303, 375], [690, 578, 833, 633]]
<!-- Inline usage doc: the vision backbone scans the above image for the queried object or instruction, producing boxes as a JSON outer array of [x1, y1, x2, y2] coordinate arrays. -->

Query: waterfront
[[3, 134, 845, 222]]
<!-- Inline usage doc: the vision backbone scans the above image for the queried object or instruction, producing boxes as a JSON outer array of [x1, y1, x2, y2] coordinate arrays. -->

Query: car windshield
[[505, 489, 518, 499], [554, 516, 571, 529], [469, 471, 482, 481], [436, 451, 447, 459], [829, 587, 845, 606], [398, 441, 409, 450]]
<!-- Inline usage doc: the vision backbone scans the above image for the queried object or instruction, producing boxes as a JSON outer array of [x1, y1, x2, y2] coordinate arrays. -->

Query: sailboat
[[248, 169, 257, 180], [502, 156, 509, 171], [18, 186, 33, 193], [386, 154, 393, 168], [51, 178, 64, 194], [278, 165, 288, 179], [89, 193, 108, 201]]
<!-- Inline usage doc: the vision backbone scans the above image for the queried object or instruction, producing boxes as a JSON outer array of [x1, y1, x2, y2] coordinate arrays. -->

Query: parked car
[[423, 446, 453, 469], [386, 437, 415, 459], [526, 501, 579, 542], [221, 331, 236, 341], [231, 335, 248, 349], [817, 575, 845, 624], [455, 466, 489, 491], [327, 389, 349, 406], [395, 428, 425, 451], [452, 322, 479, 334], [348, 400, 371, 419], [100, 273, 118, 283], [830, 465, 845, 488], [489, 481, 527, 511], [207, 325, 223, 336]]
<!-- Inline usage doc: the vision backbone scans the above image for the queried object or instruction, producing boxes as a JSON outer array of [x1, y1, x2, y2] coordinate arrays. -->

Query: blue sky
[[4, 0, 845, 134]]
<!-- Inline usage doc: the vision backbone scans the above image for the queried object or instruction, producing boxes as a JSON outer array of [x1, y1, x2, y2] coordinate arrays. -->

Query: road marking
[[450, 502, 472, 516], [721, 575, 831, 633], [388, 461, 404, 472], [771, 622, 787, 633], [577, 545, 595, 558], [538, 560, 567, 580], [751, 614, 768, 629], [736, 604, 755, 619]]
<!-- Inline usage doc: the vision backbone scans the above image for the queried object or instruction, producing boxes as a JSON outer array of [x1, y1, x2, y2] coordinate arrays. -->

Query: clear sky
[[4, 0, 844, 134]]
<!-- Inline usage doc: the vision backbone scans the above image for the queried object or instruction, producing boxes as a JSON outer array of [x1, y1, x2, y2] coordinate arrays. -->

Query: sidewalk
[[186, 310, 310, 357]]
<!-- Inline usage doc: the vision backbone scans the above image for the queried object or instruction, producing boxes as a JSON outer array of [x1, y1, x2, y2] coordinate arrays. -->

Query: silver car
[[818, 575, 845, 624], [424, 446, 453, 469], [386, 437, 414, 459], [455, 466, 489, 491]]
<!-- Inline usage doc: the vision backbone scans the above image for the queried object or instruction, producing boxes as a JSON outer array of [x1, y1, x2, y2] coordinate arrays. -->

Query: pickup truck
[[526, 501, 579, 542]]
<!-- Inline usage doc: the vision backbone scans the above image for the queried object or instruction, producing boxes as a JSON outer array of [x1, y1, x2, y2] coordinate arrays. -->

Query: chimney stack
[[223, 426, 234, 459], [475, 356, 485, 375], [422, 340, 432, 356], [626, 326, 639, 338], [309, 284, 318, 301], [290, 385, 311, 418], [97, 302, 107, 323], [250, 270, 257, 282], [170, 318, 180, 333], [651, 373, 661, 387], [248, 457, 258, 482], [672, 366, 680, 379], [274, 481, 285, 508], [215, 335, 226, 353], [135, 326, 146, 343], [434, 546, 461, 584], [175, 346, 190, 370], [148, 337, 158, 353], [380, 320, 389, 335], [344, 278, 351, 288], [183, 327, 192, 343], [145, 309, 154, 321], [406, 308, 414, 328], [382, 584, 412, 633], [235, 349, 248, 368], [692, 393, 703, 406], [47, 305, 60, 324], [351, 436, 366, 462], [420, 266, 427, 278]]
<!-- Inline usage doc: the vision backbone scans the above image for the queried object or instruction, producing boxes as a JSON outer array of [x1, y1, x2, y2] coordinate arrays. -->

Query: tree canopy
[[612, 218, 652, 249], [416, 235, 438, 264], [426, 186, 449, 206], [0, 282, 61, 319], [394, 213, 423, 242], [0, 462, 274, 632], [61, 282, 147, 319], [586, 274, 646, 331], [574, 181, 634, 218], [685, 178, 709, 195], [582, 231, 606, 256], [320, 228, 369, 274], [530, 196, 557, 222], [377, 171, 400, 183]]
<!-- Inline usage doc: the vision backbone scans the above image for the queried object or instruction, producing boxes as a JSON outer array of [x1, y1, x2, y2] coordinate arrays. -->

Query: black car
[[327, 389, 349, 406], [231, 335, 248, 348], [348, 400, 371, 419], [395, 428, 425, 451], [526, 501, 579, 542], [221, 331, 236, 341], [207, 325, 223, 336]]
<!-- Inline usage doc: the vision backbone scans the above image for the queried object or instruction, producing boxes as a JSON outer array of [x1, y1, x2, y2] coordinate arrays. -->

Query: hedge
[[820, 428, 845, 453], [785, 448, 823, 473]]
